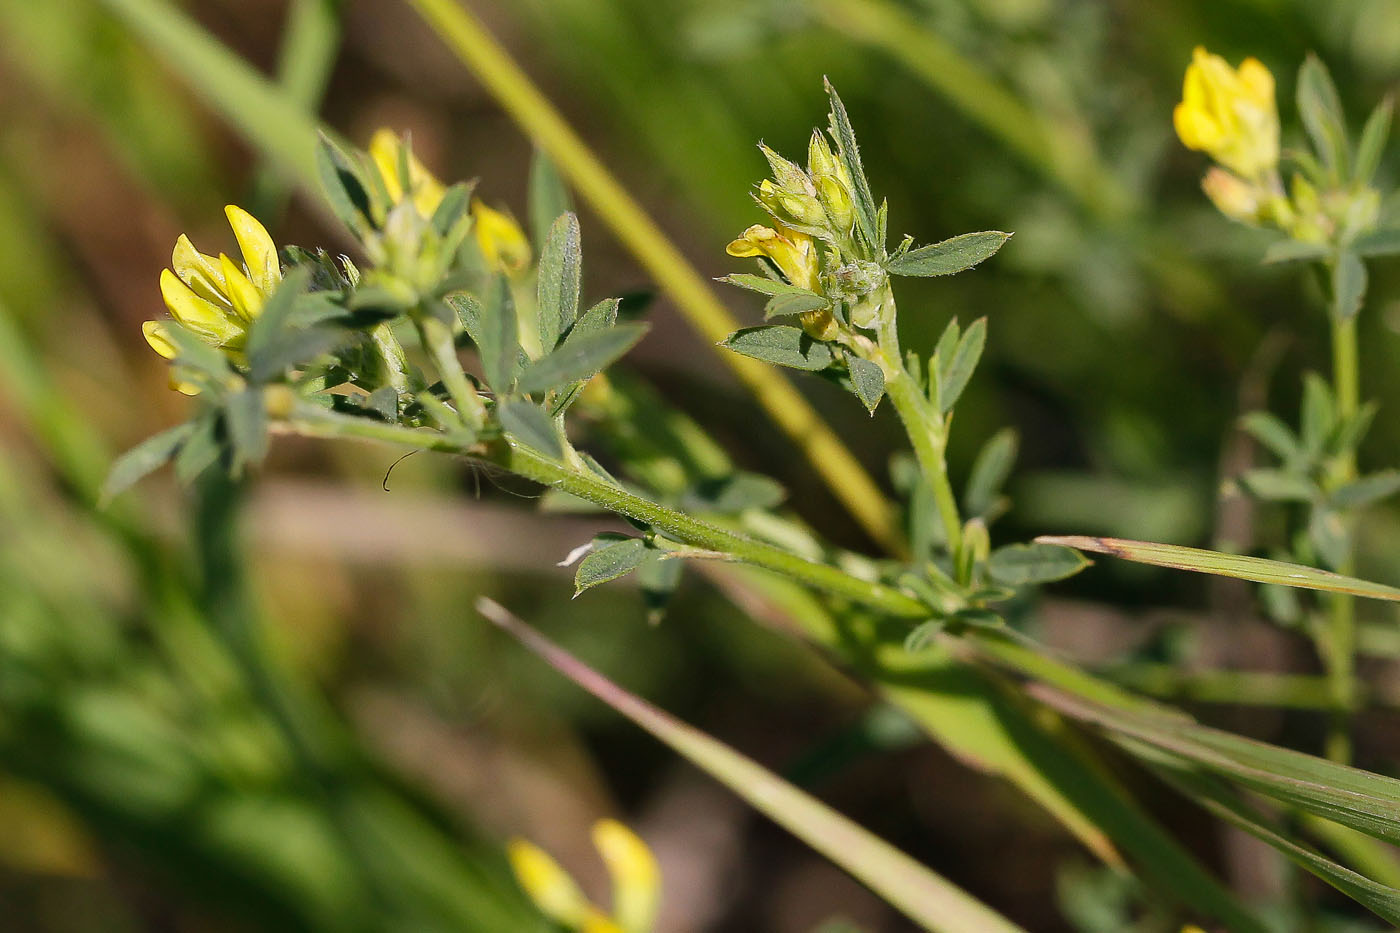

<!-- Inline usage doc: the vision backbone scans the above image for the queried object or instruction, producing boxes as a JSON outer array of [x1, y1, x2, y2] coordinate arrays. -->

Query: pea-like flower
[[368, 128, 446, 219], [726, 222, 835, 338], [1173, 46, 1279, 181], [143, 205, 282, 392], [508, 819, 661, 933], [471, 200, 533, 277]]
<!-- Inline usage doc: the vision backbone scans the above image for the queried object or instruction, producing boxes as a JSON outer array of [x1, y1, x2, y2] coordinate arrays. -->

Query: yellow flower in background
[[368, 128, 447, 218], [508, 819, 660, 933], [144, 205, 282, 392], [472, 200, 533, 276], [1174, 46, 1279, 180]]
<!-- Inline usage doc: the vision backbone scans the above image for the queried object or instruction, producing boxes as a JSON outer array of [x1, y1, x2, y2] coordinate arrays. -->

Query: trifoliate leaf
[[987, 542, 1090, 586], [848, 356, 885, 413], [721, 325, 833, 371], [884, 231, 1011, 277]]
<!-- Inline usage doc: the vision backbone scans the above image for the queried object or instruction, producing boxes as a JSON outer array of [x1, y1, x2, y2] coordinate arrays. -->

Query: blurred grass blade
[[1153, 762, 1400, 927], [407, 0, 906, 557], [1039, 535, 1400, 602], [477, 598, 1027, 933], [95, 0, 325, 190]]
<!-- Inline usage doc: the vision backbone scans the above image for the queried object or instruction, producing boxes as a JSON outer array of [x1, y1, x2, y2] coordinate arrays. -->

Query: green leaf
[[987, 542, 1089, 586], [316, 133, 371, 231], [764, 291, 831, 319], [1332, 471, 1400, 509], [885, 232, 1011, 277], [1261, 239, 1329, 265], [1037, 535, 1400, 602], [1298, 54, 1350, 177], [478, 598, 1027, 933], [1354, 96, 1393, 186], [964, 428, 1018, 518], [824, 79, 881, 254], [537, 212, 582, 351], [244, 268, 324, 382], [1239, 468, 1317, 502], [574, 536, 648, 594], [565, 297, 620, 342], [938, 317, 986, 414], [1332, 250, 1367, 320], [1239, 411, 1303, 465], [497, 399, 562, 459], [101, 422, 195, 504], [452, 274, 518, 393], [515, 323, 649, 396], [1308, 506, 1350, 570], [1331, 400, 1379, 457], [721, 325, 834, 371], [224, 388, 269, 472], [718, 273, 814, 298], [174, 415, 222, 484], [683, 473, 786, 514], [1353, 227, 1400, 257], [1301, 372, 1336, 458], [527, 148, 573, 253], [848, 357, 885, 413], [932, 317, 960, 377]]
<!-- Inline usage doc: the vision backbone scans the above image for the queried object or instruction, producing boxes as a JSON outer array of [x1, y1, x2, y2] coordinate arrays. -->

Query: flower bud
[[1200, 168, 1263, 224], [759, 142, 815, 197], [816, 174, 855, 235], [807, 130, 839, 179]]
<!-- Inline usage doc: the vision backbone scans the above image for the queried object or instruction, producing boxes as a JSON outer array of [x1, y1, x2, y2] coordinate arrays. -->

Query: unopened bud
[[759, 143, 814, 197], [1201, 167, 1263, 224], [779, 193, 827, 227], [808, 131, 839, 178], [816, 175, 855, 234]]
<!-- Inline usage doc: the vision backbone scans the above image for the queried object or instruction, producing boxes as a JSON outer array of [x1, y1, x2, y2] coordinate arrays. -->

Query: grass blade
[[478, 598, 1028, 933], [1038, 535, 1400, 602]]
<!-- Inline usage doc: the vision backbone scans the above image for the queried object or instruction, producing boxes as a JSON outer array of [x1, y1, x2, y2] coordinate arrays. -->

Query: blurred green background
[[4, 0, 1400, 929]]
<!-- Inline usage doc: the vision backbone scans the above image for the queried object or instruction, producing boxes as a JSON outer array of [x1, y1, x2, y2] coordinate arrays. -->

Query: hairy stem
[[416, 314, 485, 429], [874, 289, 963, 557]]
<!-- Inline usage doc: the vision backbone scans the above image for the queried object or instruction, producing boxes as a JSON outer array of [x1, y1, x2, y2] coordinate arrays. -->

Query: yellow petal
[[592, 820, 660, 933], [142, 320, 178, 359], [224, 205, 281, 294], [1173, 101, 1221, 151], [1238, 57, 1275, 105], [159, 269, 241, 345], [369, 128, 407, 204], [507, 839, 595, 928], [472, 200, 532, 275], [172, 235, 231, 308], [369, 129, 447, 217], [219, 254, 264, 322], [581, 914, 627, 933]]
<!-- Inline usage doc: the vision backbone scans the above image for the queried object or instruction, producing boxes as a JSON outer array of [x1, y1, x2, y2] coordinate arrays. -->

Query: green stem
[[416, 314, 485, 429], [874, 292, 963, 557], [1323, 312, 1361, 762], [284, 407, 926, 618]]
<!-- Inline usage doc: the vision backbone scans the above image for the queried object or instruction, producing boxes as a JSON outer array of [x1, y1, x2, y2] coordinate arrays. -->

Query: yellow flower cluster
[[507, 819, 660, 933], [725, 223, 836, 339], [1174, 46, 1279, 183], [143, 205, 282, 393]]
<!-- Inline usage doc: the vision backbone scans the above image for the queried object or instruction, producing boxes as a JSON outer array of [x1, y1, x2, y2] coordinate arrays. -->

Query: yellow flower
[[368, 128, 447, 218], [144, 205, 282, 391], [726, 223, 835, 339], [508, 820, 661, 933], [472, 200, 533, 276], [1174, 46, 1279, 180], [726, 223, 819, 291], [1200, 167, 1263, 224]]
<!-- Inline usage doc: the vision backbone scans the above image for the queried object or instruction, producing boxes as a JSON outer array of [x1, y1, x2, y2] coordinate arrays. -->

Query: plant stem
[[1323, 312, 1361, 762], [874, 291, 963, 556], [404, 0, 906, 556], [284, 406, 926, 617], [416, 314, 485, 429]]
